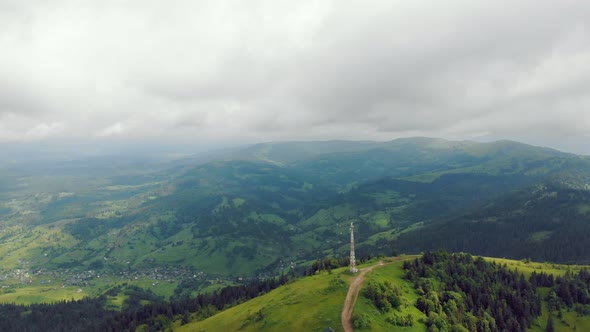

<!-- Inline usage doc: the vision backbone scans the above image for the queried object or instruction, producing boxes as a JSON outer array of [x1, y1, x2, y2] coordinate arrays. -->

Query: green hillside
[[0, 252, 588, 331], [395, 183, 590, 263], [175, 254, 590, 332], [176, 266, 351, 332]]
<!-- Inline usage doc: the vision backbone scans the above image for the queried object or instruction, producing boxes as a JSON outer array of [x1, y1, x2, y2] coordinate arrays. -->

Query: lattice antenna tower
[[350, 222, 358, 273]]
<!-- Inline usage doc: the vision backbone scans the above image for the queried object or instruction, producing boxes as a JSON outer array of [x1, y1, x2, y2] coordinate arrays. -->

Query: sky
[[1, 0, 590, 154]]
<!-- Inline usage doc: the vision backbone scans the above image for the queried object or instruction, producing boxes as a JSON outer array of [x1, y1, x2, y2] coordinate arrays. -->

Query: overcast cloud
[[1, 0, 590, 153]]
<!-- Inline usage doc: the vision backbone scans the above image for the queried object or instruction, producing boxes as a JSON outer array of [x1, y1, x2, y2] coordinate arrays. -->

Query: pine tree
[[546, 315, 554, 332]]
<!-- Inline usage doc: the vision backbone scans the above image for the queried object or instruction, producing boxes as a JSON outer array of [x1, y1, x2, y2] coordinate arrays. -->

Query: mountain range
[[2, 137, 590, 279]]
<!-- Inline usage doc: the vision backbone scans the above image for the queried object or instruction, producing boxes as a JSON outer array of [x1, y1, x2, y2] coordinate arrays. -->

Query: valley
[[2, 138, 590, 330]]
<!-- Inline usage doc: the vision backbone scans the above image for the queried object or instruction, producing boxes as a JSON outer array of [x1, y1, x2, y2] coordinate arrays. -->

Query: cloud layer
[[1, 0, 589, 152]]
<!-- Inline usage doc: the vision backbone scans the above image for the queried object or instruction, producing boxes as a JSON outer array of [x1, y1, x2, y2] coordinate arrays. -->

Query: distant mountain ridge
[[191, 137, 577, 166]]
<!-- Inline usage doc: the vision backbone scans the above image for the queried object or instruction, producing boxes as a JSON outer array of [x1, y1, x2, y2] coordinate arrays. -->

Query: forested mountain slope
[[2, 137, 590, 281]]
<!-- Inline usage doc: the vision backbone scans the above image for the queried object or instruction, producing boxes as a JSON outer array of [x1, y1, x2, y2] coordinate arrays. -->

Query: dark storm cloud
[[0, 0, 589, 152]]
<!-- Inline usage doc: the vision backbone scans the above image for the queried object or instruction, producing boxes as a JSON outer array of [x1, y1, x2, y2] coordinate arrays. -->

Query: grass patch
[[484, 257, 587, 277], [0, 286, 86, 305], [529, 231, 554, 242], [177, 267, 351, 332]]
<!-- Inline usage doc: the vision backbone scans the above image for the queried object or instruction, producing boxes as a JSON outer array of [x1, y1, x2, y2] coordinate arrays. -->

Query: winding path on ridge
[[341, 256, 416, 332]]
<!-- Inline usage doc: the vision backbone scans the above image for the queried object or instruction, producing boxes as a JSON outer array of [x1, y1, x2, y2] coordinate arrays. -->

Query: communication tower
[[350, 222, 358, 273]]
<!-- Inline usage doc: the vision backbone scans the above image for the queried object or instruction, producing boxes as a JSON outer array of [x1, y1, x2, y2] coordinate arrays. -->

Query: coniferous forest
[[0, 276, 289, 332], [404, 252, 542, 332]]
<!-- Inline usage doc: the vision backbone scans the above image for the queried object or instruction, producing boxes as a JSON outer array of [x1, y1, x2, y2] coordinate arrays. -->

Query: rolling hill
[[2, 137, 590, 291], [176, 254, 590, 332]]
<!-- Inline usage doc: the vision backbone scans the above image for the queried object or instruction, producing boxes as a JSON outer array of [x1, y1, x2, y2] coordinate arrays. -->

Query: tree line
[[0, 273, 290, 332], [403, 251, 542, 332]]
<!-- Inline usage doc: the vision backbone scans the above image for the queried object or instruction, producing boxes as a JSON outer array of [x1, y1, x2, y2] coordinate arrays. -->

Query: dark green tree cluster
[[303, 257, 349, 276], [404, 251, 542, 332], [104, 274, 289, 330], [0, 274, 289, 332], [351, 312, 373, 329], [364, 280, 401, 312], [531, 268, 590, 317], [65, 215, 136, 242], [0, 286, 164, 331], [395, 186, 590, 264], [384, 312, 413, 327], [0, 297, 116, 332]]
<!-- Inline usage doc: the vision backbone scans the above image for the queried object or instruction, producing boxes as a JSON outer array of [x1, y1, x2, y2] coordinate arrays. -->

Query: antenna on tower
[[350, 222, 358, 273]]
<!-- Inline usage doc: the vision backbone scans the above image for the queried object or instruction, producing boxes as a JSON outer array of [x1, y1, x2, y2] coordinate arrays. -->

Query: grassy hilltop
[[175, 255, 590, 332]]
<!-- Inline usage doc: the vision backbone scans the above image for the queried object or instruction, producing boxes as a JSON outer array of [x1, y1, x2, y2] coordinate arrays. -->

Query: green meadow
[[176, 266, 353, 332], [174, 256, 590, 332]]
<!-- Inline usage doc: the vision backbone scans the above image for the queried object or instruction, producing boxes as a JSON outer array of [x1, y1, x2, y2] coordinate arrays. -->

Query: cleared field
[[0, 286, 86, 304], [176, 266, 354, 332], [484, 257, 588, 277]]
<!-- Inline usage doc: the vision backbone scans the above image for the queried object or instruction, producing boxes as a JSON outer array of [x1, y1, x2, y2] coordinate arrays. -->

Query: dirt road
[[340, 257, 414, 332]]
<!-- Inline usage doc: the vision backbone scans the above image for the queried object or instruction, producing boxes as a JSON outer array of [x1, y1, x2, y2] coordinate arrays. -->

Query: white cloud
[[0, 0, 590, 153], [98, 122, 126, 137], [25, 122, 63, 138]]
